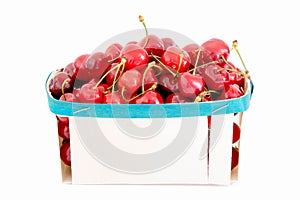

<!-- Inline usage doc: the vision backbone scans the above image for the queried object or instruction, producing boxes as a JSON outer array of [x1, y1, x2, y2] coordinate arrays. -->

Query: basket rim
[[45, 71, 253, 118]]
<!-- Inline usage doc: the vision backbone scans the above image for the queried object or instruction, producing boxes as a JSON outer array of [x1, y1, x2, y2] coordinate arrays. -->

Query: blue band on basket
[[46, 72, 253, 118]]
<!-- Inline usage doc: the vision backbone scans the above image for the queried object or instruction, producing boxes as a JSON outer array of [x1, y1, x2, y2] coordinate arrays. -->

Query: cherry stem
[[193, 47, 203, 75], [232, 40, 249, 73], [221, 55, 234, 69], [152, 64, 163, 76], [177, 51, 183, 74], [151, 52, 178, 77], [141, 61, 156, 93], [139, 15, 148, 49], [106, 63, 125, 91], [111, 61, 125, 92], [93, 58, 126, 89], [187, 61, 218, 73], [61, 78, 70, 101], [216, 67, 244, 76], [108, 56, 120, 63], [121, 83, 158, 102], [194, 90, 219, 102]]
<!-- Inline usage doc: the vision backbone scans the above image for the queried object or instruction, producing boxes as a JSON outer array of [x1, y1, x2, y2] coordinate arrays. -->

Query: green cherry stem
[[111, 61, 125, 92], [122, 83, 158, 102], [194, 90, 219, 102], [216, 67, 244, 76], [193, 47, 203, 75], [221, 55, 234, 69], [93, 58, 126, 89], [151, 52, 178, 77], [187, 60, 219, 73], [232, 40, 249, 73], [61, 78, 70, 101], [176, 51, 183, 74], [141, 61, 156, 93], [139, 15, 149, 49]]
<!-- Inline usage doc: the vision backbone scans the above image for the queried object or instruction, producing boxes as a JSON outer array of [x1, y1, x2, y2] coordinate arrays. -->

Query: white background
[[1, 0, 299, 199]]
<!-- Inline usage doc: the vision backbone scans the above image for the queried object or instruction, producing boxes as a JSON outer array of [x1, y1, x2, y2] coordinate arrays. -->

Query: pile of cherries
[[50, 16, 248, 168]]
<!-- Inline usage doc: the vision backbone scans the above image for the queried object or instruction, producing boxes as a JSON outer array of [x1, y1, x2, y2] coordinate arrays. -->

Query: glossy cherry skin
[[132, 91, 164, 104], [63, 62, 78, 81], [183, 43, 202, 68], [117, 69, 142, 97], [49, 72, 73, 98], [56, 115, 68, 125], [141, 68, 158, 90], [60, 140, 71, 166], [105, 43, 123, 61], [72, 88, 81, 101], [57, 119, 70, 139], [97, 83, 109, 94], [161, 46, 191, 73], [126, 41, 138, 45], [77, 52, 110, 81], [220, 84, 244, 100], [231, 147, 239, 170], [201, 38, 230, 66], [161, 37, 178, 49], [120, 44, 149, 70], [203, 64, 229, 91], [225, 61, 245, 87], [79, 83, 103, 103], [59, 92, 76, 102], [178, 72, 206, 99], [233, 122, 241, 143], [73, 54, 89, 70], [138, 34, 165, 57], [159, 74, 179, 93], [105, 63, 123, 86], [165, 93, 191, 103], [102, 92, 125, 104]]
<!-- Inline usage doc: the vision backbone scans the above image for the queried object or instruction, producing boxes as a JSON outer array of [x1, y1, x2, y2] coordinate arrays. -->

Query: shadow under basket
[[46, 72, 253, 185]]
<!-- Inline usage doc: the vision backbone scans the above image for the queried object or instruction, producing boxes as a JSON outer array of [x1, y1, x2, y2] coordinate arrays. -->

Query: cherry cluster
[[49, 16, 249, 167]]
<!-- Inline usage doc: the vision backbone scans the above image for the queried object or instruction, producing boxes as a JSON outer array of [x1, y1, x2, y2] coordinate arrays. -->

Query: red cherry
[[161, 37, 178, 49], [73, 54, 89, 70], [221, 84, 244, 100], [133, 90, 164, 104], [126, 41, 138, 45], [203, 64, 229, 91], [159, 73, 179, 93], [225, 62, 245, 87], [97, 83, 109, 93], [138, 34, 165, 57], [102, 92, 125, 104], [57, 120, 70, 139], [49, 72, 73, 98], [183, 43, 202, 68], [60, 140, 71, 166], [231, 147, 239, 170], [165, 93, 191, 103], [105, 63, 123, 86], [59, 92, 76, 102], [120, 44, 149, 70], [233, 123, 241, 143], [161, 46, 191, 73], [105, 43, 123, 61], [72, 88, 81, 101], [141, 68, 158, 91], [117, 69, 142, 98], [77, 52, 110, 81], [178, 72, 206, 98], [63, 62, 78, 81], [79, 83, 103, 103], [201, 38, 230, 66]]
